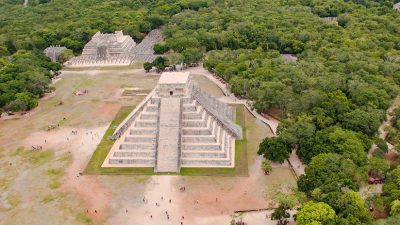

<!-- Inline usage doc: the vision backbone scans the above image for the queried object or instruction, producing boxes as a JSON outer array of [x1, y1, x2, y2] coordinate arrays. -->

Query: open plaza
[[0, 65, 296, 225]]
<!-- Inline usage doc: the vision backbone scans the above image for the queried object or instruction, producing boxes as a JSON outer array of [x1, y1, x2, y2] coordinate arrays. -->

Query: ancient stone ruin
[[66, 31, 136, 67], [44, 45, 67, 62], [394, 2, 400, 12], [66, 29, 163, 67], [131, 29, 163, 63], [281, 54, 298, 63], [102, 72, 242, 172]]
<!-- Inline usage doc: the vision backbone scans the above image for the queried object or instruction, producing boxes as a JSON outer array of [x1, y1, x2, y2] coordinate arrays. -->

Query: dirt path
[[186, 65, 280, 135], [369, 96, 400, 156]]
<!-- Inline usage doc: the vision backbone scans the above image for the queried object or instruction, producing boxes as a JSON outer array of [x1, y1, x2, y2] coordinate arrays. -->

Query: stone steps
[[181, 143, 221, 151], [124, 137, 156, 143], [108, 158, 155, 166], [181, 151, 227, 158], [119, 144, 155, 150], [182, 135, 216, 143], [129, 128, 157, 135], [182, 128, 211, 135], [114, 151, 156, 158], [180, 158, 232, 167]]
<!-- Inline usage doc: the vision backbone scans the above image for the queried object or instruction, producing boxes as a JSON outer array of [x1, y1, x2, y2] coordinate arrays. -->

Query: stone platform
[[102, 72, 242, 172]]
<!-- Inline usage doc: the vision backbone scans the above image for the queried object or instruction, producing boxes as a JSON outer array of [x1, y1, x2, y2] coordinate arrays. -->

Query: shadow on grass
[[84, 105, 248, 176]]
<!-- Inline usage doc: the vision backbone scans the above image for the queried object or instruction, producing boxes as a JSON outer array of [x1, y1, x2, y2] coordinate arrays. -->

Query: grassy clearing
[[76, 212, 94, 225], [85, 105, 249, 176], [15, 147, 55, 165]]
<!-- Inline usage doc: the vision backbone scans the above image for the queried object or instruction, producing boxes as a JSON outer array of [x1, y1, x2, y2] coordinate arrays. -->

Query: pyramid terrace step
[[182, 98, 193, 104], [182, 129, 211, 135], [180, 159, 232, 166], [130, 129, 157, 135], [181, 151, 227, 158], [182, 113, 203, 120], [119, 144, 155, 150], [182, 105, 197, 112], [124, 137, 156, 143], [146, 105, 159, 112], [182, 136, 216, 143], [182, 144, 221, 151], [109, 158, 155, 165], [113, 151, 156, 158], [140, 114, 158, 120], [182, 121, 206, 127], [135, 121, 158, 127]]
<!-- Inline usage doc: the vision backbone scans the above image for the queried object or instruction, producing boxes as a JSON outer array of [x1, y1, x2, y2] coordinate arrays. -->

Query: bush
[[153, 43, 169, 54], [6, 92, 38, 111], [143, 62, 153, 72], [261, 159, 272, 174]]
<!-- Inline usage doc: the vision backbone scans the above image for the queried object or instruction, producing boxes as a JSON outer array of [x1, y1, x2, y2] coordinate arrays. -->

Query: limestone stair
[[107, 98, 160, 167], [180, 98, 234, 167]]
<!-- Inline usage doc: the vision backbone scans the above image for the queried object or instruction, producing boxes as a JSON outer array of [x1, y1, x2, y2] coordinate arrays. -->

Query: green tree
[[57, 49, 74, 63], [182, 48, 203, 65], [166, 52, 183, 70], [296, 201, 336, 225], [390, 200, 400, 216], [153, 43, 170, 54], [6, 92, 38, 111], [143, 62, 153, 72], [297, 153, 364, 194], [151, 56, 168, 72], [369, 157, 389, 178], [261, 159, 272, 174], [258, 137, 291, 163]]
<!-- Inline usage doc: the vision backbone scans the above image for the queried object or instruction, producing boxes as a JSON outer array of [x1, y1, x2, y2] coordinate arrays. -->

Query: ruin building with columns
[[102, 72, 242, 173], [66, 29, 163, 67]]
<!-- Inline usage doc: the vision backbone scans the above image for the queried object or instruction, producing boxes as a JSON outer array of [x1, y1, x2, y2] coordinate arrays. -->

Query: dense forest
[[0, 0, 208, 112], [158, 0, 400, 224], [1, 0, 400, 224]]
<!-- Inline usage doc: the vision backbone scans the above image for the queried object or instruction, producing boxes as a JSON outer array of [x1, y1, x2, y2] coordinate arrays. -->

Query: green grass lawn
[[84, 105, 248, 176]]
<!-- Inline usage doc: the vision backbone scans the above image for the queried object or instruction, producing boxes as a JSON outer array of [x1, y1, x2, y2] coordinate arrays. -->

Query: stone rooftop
[[158, 72, 190, 84]]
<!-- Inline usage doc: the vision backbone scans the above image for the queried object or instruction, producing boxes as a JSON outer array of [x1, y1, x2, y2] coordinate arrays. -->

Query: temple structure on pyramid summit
[[102, 72, 242, 173], [65, 29, 163, 67]]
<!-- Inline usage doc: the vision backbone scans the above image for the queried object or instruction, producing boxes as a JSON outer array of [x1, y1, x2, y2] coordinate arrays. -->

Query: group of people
[[146, 195, 186, 224]]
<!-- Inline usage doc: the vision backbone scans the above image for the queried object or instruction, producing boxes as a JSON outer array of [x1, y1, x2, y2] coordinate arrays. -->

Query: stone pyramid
[[102, 72, 242, 172]]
